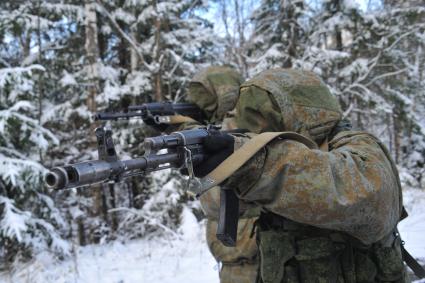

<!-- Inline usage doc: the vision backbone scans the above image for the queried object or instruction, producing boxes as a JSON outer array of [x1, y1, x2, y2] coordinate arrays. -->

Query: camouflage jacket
[[226, 130, 403, 245]]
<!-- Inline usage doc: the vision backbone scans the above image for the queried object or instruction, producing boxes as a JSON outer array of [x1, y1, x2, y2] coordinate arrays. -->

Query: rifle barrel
[[94, 102, 204, 122], [94, 111, 145, 121], [45, 153, 180, 190]]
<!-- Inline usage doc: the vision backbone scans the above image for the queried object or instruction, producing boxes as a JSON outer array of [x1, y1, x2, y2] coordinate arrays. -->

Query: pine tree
[[91, 0, 217, 239], [244, 0, 425, 188], [0, 0, 72, 265], [247, 0, 306, 75], [378, 1, 425, 187]]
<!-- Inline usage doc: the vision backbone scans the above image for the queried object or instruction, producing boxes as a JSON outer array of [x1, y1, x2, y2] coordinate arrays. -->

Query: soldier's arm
[[226, 131, 402, 244]]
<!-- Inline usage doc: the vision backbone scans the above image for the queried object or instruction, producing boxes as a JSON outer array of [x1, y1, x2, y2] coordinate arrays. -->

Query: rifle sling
[[199, 132, 317, 195], [402, 245, 425, 279], [199, 131, 425, 280]]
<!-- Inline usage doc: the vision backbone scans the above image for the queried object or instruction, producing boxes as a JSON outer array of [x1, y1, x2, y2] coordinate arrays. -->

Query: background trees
[[245, 0, 425, 188], [0, 0, 423, 268]]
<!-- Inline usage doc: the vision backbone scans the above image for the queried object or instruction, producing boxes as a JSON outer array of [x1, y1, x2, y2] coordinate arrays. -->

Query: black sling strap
[[402, 245, 425, 279]]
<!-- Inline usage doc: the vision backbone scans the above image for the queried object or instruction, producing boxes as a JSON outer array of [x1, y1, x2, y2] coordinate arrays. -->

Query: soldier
[[193, 68, 409, 282], [184, 66, 260, 283]]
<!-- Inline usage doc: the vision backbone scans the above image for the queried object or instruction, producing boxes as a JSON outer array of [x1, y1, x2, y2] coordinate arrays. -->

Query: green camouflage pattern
[[236, 68, 342, 143], [232, 68, 402, 243], [206, 216, 258, 264], [206, 217, 258, 283], [255, 223, 408, 283], [199, 180, 261, 220], [226, 130, 406, 282], [219, 261, 258, 283], [222, 68, 405, 282], [199, 121, 259, 283], [181, 66, 259, 283], [228, 130, 403, 245], [188, 66, 243, 123]]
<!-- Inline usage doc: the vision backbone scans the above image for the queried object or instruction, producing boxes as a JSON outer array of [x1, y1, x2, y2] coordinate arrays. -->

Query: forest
[[0, 0, 424, 281]]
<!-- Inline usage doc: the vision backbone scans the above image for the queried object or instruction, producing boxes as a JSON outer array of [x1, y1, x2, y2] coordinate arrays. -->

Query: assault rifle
[[94, 102, 204, 125], [45, 126, 241, 247]]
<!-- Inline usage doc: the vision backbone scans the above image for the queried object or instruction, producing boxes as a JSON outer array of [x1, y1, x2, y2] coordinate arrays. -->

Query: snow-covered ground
[[1, 189, 424, 283], [0, 208, 219, 283], [399, 189, 425, 263], [0, 238, 218, 283]]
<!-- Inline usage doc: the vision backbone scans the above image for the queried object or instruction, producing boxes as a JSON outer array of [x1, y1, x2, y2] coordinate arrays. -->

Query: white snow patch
[[1, 188, 424, 283], [0, 220, 219, 283], [399, 188, 425, 262], [60, 72, 77, 86]]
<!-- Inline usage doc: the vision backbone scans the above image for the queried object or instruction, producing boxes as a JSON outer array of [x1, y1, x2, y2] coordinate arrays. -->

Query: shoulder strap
[[198, 132, 317, 195], [402, 245, 425, 279]]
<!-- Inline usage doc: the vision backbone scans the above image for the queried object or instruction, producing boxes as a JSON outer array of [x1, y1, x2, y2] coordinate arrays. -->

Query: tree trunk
[[153, 0, 163, 101], [85, 0, 99, 116], [77, 218, 86, 246], [83, 0, 103, 245], [393, 111, 400, 163], [118, 20, 129, 84], [20, 31, 31, 59], [36, 0, 45, 166], [233, 0, 248, 77], [130, 31, 139, 72], [109, 184, 118, 231], [387, 112, 394, 156]]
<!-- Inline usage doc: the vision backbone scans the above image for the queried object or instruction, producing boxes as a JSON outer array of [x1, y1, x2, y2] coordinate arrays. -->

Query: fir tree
[[0, 1, 72, 264]]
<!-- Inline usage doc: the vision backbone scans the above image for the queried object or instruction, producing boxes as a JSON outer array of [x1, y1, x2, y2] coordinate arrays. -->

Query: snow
[[399, 188, 425, 262], [113, 8, 136, 24], [60, 72, 77, 86], [0, 186, 424, 283], [0, 197, 28, 242], [0, 157, 45, 187], [0, 216, 219, 283], [1, 0, 424, 281]]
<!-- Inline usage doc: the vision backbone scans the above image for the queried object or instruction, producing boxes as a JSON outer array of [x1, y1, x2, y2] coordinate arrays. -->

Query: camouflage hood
[[236, 68, 342, 143], [188, 66, 243, 123]]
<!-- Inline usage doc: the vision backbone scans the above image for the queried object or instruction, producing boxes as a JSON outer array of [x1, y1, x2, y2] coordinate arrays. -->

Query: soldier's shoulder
[[329, 130, 382, 148]]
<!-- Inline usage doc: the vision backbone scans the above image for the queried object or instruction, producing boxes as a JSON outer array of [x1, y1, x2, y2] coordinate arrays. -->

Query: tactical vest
[[254, 122, 408, 283], [255, 212, 408, 283]]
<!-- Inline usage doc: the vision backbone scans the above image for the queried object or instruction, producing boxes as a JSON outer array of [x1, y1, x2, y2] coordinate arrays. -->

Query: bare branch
[[96, 0, 153, 72], [109, 207, 183, 240], [342, 103, 354, 118], [365, 68, 407, 87]]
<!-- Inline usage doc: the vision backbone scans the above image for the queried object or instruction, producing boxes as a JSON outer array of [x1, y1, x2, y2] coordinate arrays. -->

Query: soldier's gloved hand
[[182, 129, 235, 178]]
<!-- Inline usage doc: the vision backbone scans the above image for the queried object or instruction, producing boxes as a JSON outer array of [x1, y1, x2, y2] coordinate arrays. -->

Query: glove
[[183, 129, 235, 178]]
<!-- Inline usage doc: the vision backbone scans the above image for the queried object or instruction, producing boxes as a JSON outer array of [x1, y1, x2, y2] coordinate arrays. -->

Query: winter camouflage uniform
[[220, 69, 407, 282], [186, 66, 259, 283]]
